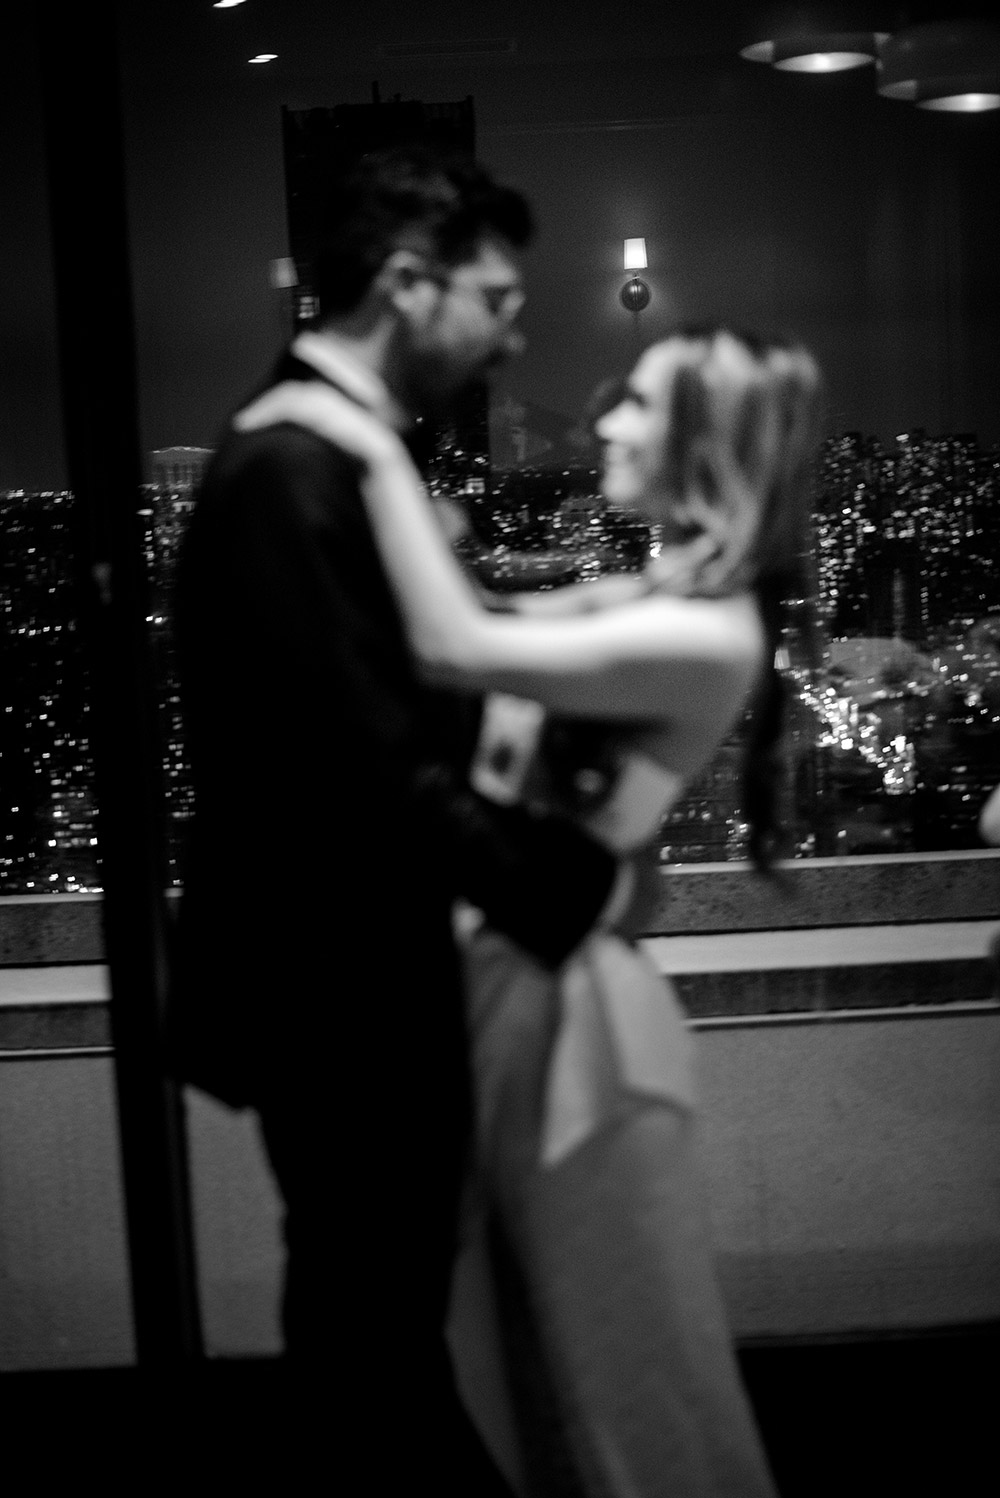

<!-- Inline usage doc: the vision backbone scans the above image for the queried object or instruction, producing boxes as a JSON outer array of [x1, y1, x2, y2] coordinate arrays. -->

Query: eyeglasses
[[477, 282, 525, 320], [422, 263, 524, 322]]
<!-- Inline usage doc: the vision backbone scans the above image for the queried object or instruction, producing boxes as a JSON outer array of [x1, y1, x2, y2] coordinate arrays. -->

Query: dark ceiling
[[118, 4, 997, 103], [121, 1, 774, 84]]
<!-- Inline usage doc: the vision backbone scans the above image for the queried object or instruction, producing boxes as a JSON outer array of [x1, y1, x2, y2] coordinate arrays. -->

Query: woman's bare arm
[[234, 382, 764, 727], [511, 573, 649, 615], [980, 783, 1000, 846]]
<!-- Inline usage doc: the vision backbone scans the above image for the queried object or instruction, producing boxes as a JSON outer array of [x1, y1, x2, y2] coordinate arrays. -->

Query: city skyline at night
[[3, 422, 999, 891]]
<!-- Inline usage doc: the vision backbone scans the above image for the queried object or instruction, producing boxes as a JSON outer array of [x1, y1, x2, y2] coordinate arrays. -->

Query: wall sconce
[[620, 237, 651, 312], [878, 20, 1000, 112], [739, 5, 889, 73]]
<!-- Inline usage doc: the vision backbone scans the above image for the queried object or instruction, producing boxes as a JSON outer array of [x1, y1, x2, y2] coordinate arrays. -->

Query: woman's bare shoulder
[[640, 588, 765, 674]]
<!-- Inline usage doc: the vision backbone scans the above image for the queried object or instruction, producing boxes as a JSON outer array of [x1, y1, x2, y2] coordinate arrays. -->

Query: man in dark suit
[[169, 150, 627, 1488]]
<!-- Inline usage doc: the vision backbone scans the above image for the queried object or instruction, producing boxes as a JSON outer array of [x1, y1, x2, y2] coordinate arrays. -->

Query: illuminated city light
[[5, 423, 1000, 882]]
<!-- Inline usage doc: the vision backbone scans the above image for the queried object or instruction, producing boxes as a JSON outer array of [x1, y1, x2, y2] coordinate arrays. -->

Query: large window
[[3, 10, 998, 896], [1, 0, 997, 1382]]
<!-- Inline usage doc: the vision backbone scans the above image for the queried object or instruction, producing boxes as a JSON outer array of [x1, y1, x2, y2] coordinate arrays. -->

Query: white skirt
[[448, 928, 777, 1498]]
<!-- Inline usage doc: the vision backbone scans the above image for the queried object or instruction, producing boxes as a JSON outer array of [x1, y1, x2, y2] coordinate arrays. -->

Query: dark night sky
[[3, 1, 998, 491]]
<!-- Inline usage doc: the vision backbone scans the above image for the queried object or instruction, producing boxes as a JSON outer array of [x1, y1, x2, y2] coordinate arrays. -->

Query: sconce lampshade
[[624, 237, 648, 270], [740, 5, 889, 72], [269, 256, 297, 290], [878, 21, 1000, 112]]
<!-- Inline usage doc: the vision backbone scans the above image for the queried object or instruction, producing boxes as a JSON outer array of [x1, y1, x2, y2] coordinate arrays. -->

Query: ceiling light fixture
[[878, 20, 1000, 112], [248, 54, 278, 65], [741, 36, 887, 72], [739, 6, 889, 74]]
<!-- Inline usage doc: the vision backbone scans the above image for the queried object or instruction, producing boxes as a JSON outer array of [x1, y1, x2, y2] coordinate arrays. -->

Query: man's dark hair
[[314, 146, 534, 317]]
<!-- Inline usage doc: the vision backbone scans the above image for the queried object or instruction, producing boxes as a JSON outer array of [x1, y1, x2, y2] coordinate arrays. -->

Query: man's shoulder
[[200, 407, 357, 509], [218, 417, 338, 467], [214, 353, 367, 474], [189, 352, 368, 531]]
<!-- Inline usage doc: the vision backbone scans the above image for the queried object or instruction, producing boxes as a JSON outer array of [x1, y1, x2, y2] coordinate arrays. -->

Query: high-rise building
[[1, 490, 98, 890], [812, 430, 999, 642], [150, 446, 213, 491]]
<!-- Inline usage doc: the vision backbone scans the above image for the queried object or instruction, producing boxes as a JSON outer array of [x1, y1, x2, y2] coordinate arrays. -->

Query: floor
[[2, 1328, 995, 1494], [740, 1329, 996, 1496]]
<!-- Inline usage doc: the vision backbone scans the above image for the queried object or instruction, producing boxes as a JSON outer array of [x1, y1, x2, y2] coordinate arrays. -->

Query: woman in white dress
[[237, 325, 823, 1497]]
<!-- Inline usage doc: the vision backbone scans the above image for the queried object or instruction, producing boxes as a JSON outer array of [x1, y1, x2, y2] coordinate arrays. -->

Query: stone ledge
[[0, 894, 106, 966], [646, 850, 1000, 933], [645, 921, 995, 971], [2, 851, 998, 967], [675, 960, 993, 1020], [0, 1002, 111, 1053], [2, 926, 996, 1050]]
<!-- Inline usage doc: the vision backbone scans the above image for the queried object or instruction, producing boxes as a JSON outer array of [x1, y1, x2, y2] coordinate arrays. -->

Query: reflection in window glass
[[8, 11, 996, 891]]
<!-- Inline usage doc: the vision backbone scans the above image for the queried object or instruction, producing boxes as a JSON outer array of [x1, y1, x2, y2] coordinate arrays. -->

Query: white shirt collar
[[291, 331, 409, 431]]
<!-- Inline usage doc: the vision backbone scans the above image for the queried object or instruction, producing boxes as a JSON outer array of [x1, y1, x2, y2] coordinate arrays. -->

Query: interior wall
[[0, 1059, 134, 1371], [114, 48, 999, 459], [4, 1012, 998, 1371], [6, 20, 995, 491]]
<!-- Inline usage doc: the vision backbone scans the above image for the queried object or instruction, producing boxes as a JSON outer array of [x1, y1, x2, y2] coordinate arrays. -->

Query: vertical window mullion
[[38, 0, 203, 1368]]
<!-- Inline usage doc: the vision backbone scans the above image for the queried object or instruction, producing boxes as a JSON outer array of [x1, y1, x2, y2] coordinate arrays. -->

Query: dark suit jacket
[[168, 350, 616, 1121]]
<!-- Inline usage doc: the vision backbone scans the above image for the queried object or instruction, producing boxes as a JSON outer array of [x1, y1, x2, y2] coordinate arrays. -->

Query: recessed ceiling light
[[248, 55, 278, 65], [214, 1, 247, 9]]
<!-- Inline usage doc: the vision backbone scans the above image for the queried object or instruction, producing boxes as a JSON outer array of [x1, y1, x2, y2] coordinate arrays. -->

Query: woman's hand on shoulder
[[234, 381, 404, 467]]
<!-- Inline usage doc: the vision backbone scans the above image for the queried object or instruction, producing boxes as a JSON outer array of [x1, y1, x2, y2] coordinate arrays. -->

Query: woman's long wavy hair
[[648, 324, 825, 870]]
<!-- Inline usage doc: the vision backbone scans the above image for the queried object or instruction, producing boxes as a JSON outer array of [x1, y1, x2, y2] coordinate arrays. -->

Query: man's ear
[[377, 250, 440, 320]]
